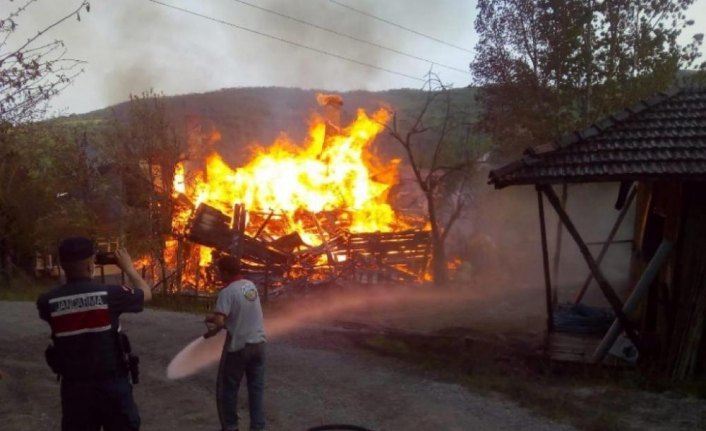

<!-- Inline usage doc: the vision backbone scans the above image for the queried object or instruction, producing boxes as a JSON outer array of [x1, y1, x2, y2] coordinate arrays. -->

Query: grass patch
[[683, 377, 706, 399], [356, 333, 669, 431], [0, 275, 276, 318], [0, 276, 54, 301]]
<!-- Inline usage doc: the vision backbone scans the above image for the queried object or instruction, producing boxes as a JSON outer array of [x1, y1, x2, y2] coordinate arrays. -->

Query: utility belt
[[60, 369, 129, 383], [44, 332, 140, 384]]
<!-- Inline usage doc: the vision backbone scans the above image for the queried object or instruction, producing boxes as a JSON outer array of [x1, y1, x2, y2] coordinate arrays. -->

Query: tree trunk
[[427, 193, 448, 285], [432, 234, 448, 286], [0, 237, 11, 288]]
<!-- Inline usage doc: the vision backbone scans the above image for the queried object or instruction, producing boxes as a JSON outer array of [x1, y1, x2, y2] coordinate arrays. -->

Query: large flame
[[181, 107, 401, 242], [149, 97, 427, 293]]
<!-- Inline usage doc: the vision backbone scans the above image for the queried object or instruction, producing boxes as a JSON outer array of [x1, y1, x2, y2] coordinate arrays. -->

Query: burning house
[[140, 94, 431, 295]]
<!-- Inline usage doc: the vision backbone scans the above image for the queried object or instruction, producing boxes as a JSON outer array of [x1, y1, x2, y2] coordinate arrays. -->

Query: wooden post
[[551, 184, 568, 304], [575, 186, 637, 304], [264, 259, 270, 303], [175, 238, 183, 293], [311, 212, 335, 273], [194, 250, 201, 295], [536, 187, 554, 333], [592, 240, 673, 363], [540, 185, 642, 351], [348, 234, 354, 279], [231, 204, 246, 262]]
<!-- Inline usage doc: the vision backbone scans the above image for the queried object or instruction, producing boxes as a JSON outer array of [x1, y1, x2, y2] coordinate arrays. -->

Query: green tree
[[0, 1, 90, 282], [104, 90, 187, 292], [471, 0, 705, 155], [0, 123, 106, 282]]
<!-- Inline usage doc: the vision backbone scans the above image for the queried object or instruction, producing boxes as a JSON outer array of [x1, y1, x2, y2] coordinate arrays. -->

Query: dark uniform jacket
[[36, 278, 144, 380]]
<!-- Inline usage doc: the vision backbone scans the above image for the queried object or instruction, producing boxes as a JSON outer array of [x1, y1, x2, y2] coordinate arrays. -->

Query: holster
[[118, 332, 140, 384], [44, 343, 63, 378]]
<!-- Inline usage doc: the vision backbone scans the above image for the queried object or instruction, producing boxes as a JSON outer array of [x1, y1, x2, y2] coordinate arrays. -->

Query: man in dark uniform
[[36, 237, 152, 431]]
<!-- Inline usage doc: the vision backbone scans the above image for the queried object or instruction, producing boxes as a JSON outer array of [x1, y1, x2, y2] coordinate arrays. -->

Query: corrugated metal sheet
[[489, 87, 706, 188]]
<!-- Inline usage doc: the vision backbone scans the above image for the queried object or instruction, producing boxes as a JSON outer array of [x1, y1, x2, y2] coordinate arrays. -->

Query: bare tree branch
[[386, 73, 479, 285], [0, 1, 90, 123]]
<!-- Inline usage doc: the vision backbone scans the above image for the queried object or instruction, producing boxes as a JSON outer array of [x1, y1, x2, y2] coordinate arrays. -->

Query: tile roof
[[488, 87, 706, 188]]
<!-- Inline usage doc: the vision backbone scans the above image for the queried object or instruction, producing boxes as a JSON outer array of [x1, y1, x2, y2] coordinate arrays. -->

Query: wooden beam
[[540, 185, 642, 351], [551, 184, 568, 304], [592, 240, 673, 363], [536, 187, 554, 333], [575, 186, 637, 304], [263, 260, 270, 303], [253, 210, 274, 240], [311, 212, 336, 273], [230, 204, 246, 261]]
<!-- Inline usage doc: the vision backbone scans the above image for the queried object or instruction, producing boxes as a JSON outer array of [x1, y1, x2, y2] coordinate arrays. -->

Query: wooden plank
[[537, 187, 554, 333], [551, 184, 568, 305], [548, 332, 602, 363]]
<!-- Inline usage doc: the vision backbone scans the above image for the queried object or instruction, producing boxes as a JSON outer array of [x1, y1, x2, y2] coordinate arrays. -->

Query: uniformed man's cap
[[58, 236, 96, 263]]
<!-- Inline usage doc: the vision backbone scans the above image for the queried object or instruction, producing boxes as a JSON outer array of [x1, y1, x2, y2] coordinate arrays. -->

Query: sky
[[11, 0, 706, 116]]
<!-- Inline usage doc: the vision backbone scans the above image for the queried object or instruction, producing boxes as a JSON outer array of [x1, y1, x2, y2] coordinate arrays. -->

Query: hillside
[[68, 86, 479, 163]]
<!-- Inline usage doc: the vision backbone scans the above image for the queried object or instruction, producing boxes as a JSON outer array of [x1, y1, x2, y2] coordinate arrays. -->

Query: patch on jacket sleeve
[[243, 287, 258, 302]]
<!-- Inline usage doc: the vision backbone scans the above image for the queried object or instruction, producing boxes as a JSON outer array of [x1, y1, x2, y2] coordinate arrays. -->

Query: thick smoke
[[22, 0, 475, 114]]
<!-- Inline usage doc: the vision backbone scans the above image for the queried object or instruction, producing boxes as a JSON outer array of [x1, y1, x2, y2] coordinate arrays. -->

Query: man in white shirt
[[205, 255, 266, 431]]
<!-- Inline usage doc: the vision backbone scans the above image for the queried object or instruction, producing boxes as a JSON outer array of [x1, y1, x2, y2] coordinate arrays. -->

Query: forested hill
[[75, 86, 478, 162]]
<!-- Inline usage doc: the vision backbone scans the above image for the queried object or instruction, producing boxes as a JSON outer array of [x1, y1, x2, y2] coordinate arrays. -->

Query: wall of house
[[469, 181, 636, 304]]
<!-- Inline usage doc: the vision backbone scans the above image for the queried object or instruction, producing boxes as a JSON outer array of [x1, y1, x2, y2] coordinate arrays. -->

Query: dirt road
[[0, 300, 575, 431]]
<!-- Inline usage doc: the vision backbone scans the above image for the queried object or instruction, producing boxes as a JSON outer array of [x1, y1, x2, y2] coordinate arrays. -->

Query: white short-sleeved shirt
[[215, 278, 266, 352]]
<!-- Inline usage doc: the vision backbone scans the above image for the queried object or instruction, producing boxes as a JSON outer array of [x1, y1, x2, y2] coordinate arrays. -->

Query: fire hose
[[307, 426, 373, 431]]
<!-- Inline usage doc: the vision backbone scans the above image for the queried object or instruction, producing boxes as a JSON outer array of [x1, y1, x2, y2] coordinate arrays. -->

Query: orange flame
[[180, 107, 403, 243], [173, 162, 186, 195], [151, 97, 426, 292], [448, 257, 462, 270]]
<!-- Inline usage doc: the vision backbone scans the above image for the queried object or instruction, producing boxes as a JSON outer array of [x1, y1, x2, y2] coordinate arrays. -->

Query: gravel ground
[[0, 300, 575, 431]]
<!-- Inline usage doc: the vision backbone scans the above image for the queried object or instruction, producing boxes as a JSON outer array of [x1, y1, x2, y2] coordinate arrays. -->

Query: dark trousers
[[60, 375, 140, 431], [216, 343, 266, 431]]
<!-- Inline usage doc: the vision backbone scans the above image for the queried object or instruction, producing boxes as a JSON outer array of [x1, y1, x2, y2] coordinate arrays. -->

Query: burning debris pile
[[157, 95, 430, 294]]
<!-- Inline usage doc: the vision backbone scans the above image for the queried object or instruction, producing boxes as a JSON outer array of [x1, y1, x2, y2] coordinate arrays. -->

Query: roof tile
[[489, 87, 706, 188]]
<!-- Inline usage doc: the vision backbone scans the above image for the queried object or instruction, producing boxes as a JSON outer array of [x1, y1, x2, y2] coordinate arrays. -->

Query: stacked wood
[[340, 230, 431, 281], [183, 202, 431, 287], [241, 236, 290, 266]]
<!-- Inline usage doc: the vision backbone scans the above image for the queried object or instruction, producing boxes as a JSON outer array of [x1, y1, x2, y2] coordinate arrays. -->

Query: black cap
[[58, 236, 96, 263], [216, 254, 241, 275]]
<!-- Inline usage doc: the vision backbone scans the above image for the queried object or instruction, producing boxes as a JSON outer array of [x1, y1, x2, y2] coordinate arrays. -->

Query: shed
[[488, 87, 706, 378]]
